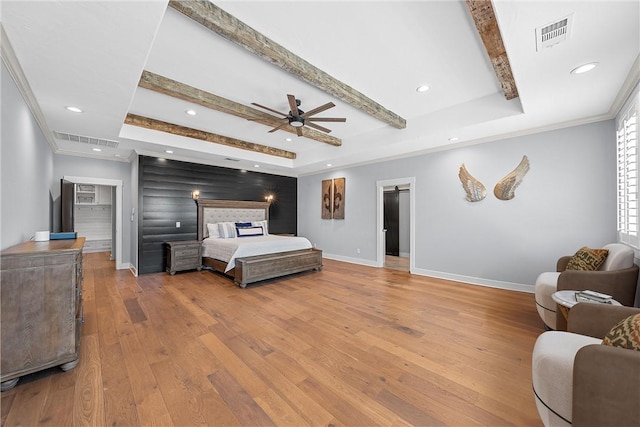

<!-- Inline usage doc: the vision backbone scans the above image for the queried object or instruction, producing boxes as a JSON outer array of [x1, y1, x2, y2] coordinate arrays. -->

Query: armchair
[[534, 243, 638, 330], [532, 303, 640, 427]]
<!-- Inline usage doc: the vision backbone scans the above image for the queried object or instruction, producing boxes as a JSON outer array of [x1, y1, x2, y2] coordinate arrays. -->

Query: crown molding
[[1, 24, 59, 153], [609, 54, 640, 117]]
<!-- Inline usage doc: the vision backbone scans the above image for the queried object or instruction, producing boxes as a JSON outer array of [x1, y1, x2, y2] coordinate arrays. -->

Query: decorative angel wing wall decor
[[458, 164, 487, 202], [493, 155, 530, 200]]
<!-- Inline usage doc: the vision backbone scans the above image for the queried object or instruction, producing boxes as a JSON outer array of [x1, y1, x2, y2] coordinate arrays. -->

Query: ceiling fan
[[251, 94, 346, 136]]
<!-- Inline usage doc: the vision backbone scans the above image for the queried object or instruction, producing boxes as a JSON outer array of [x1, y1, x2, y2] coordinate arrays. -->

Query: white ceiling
[[2, 1, 638, 177]]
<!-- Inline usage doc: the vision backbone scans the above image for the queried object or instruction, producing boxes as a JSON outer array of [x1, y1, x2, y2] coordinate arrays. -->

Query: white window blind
[[617, 85, 639, 247]]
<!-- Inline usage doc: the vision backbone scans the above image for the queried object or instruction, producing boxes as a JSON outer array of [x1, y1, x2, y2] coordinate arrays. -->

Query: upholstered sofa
[[534, 243, 638, 330], [532, 303, 640, 427]]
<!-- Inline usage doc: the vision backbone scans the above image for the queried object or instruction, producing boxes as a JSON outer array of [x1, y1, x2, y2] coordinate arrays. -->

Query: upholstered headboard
[[196, 199, 270, 240]]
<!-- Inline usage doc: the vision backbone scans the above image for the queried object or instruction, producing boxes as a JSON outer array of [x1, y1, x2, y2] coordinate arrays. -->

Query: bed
[[196, 199, 322, 287]]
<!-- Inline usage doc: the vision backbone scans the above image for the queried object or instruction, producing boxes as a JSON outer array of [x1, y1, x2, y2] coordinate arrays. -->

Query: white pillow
[[206, 223, 220, 239], [252, 220, 269, 234], [236, 226, 264, 237], [218, 222, 237, 238]]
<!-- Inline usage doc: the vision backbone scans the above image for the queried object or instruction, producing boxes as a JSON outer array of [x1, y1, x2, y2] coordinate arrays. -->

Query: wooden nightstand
[[166, 240, 202, 275]]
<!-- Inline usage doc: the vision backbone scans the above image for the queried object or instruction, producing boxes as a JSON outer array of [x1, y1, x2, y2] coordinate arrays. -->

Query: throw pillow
[[206, 223, 220, 239], [565, 246, 609, 271], [236, 225, 264, 237], [218, 222, 237, 239], [602, 313, 640, 351], [252, 220, 269, 234]]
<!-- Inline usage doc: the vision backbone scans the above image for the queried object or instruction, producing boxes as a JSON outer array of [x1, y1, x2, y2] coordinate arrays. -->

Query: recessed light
[[285, 138, 292, 142], [185, 109, 197, 116], [115, 154, 121, 157], [66, 106, 83, 113], [254, 164, 260, 168], [448, 137, 459, 142], [165, 150, 174, 154], [92, 148, 102, 152], [326, 163, 332, 167], [416, 85, 430, 93], [570, 62, 598, 75]]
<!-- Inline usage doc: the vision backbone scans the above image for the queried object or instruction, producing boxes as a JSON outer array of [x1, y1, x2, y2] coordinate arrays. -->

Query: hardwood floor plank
[[1, 391, 16, 426], [118, 323, 174, 426], [198, 332, 268, 397], [123, 298, 148, 324], [99, 341, 140, 426], [73, 334, 106, 426], [150, 359, 211, 426], [208, 369, 276, 427], [226, 335, 335, 426], [3, 373, 52, 426], [1, 254, 544, 427]]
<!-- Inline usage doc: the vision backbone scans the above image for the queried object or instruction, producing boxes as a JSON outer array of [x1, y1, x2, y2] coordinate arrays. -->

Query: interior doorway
[[376, 177, 415, 272], [63, 176, 124, 269], [383, 185, 411, 271]]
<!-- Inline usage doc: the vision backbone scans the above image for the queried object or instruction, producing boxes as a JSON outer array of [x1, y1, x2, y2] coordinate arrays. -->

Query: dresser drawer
[[174, 247, 200, 259], [165, 241, 202, 275]]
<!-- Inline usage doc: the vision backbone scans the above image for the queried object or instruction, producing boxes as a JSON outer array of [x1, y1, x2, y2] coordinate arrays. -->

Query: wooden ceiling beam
[[124, 113, 296, 159], [139, 70, 341, 147], [465, 0, 519, 100], [168, 0, 407, 129]]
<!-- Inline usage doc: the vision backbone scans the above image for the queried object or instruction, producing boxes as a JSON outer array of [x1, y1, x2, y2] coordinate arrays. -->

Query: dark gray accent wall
[[138, 156, 297, 274]]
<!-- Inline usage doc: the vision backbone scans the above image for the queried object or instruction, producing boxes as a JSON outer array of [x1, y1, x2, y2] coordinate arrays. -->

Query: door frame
[[376, 177, 415, 272], [64, 176, 124, 270]]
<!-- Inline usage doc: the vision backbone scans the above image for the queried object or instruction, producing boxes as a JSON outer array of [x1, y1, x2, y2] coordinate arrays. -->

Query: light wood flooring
[[385, 255, 410, 271], [1, 252, 544, 426]]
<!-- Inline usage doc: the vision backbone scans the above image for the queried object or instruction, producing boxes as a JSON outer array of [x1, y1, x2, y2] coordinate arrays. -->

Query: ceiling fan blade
[[305, 121, 332, 133], [296, 126, 303, 137], [287, 94, 299, 116], [301, 102, 335, 118], [251, 102, 288, 117], [307, 117, 346, 122], [268, 121, 289, 133]]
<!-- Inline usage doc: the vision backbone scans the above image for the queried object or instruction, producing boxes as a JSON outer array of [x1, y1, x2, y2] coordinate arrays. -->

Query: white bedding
[[202, 235, 313, 272]]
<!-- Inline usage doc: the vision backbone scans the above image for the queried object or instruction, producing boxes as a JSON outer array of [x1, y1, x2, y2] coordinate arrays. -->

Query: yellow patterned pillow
[[602, 314, 640, 351], [565, 246, 609, 271]]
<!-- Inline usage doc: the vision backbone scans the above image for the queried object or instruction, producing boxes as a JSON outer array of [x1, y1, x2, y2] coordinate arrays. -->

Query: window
[[617, 85, 639, 247]]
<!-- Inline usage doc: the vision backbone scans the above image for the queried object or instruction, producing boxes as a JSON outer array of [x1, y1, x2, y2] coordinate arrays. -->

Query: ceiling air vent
[[535, 14, 573, 52], [225, 157, 240, 162], [53, 131, 119, 148]]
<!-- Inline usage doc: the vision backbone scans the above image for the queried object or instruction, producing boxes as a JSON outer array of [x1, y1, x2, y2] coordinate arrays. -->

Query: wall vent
[[536, 14, 573, 51], [53, 131, 119, 148]]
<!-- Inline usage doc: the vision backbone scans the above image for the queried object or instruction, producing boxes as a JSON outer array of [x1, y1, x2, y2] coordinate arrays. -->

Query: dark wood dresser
[[165, 240, 202, 275], [0, 237, 85, 391]]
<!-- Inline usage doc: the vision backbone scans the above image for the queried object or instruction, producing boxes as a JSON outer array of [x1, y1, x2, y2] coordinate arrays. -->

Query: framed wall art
[[321, 177, 346, 219], [321, 179, 333, 219]]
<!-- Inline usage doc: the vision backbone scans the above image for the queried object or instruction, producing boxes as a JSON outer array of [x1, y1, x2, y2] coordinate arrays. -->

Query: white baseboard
[[127, 264, 137, 276], [321, 254, 533, 293], [322, 253, 379, 267], [411, 267, 534, 293]]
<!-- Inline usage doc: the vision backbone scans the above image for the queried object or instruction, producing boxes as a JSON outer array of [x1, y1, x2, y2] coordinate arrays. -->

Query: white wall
[[1, 62, 54, 249], [299, 120, 617, 291]]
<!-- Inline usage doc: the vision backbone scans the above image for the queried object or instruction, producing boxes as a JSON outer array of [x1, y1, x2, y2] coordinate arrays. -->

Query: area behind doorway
[[383, 185, 410, 272]]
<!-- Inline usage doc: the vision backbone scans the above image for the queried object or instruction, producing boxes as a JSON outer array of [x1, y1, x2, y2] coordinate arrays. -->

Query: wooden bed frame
[[196, 199, 322, 288]]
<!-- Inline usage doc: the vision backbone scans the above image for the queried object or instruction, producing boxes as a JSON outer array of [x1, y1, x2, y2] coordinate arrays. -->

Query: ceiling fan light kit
[[252, 94, 346, 137], [289, 116, 305, 127]]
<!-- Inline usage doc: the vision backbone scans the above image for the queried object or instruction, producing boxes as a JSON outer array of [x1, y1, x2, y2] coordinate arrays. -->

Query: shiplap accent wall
[[138, 156, 297, 274]]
